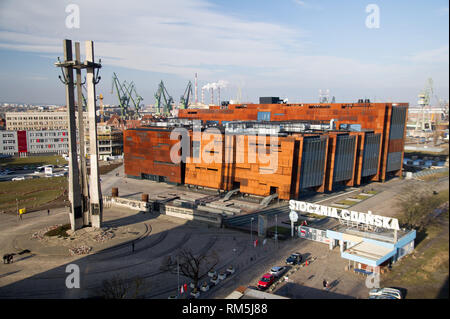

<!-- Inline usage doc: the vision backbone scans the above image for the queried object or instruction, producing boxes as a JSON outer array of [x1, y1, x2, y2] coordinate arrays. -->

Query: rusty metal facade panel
[[333, 135, 356, 182], [234, 135, 295, 200], [123, 129, 183, 184], [185, 132, 225, 189], [299, 137, 327, 190], [361, 133, 381, 177]]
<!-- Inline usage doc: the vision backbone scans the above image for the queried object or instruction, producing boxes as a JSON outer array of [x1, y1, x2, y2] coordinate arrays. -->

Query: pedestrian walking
[[322, 279, 327, 290], [47, 209, 50, 216], [326, 281, 331, 292]]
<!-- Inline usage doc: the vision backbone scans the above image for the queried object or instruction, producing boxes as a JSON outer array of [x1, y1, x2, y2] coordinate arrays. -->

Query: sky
[[0, 0, 448, 106]]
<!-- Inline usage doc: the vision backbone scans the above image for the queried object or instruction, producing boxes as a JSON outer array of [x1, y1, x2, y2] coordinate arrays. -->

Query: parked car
[[12, 176, 25, 181], [226, 265, 235, 275], [257, 273, 275, 290], [218, 272, 227, 280], [34, 167, 45, 174], [286, 252, 302, 265], [269, 266, 286, 278], [190, 288, 200, 298], [210, 275, 220, 285], [200, 282, 210, 292], [369, 287, 402, 299], [208, 270, 217, 278]]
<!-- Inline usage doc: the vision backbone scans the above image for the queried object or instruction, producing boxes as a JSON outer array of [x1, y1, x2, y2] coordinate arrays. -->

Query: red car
[[258, 273, 275, 290]]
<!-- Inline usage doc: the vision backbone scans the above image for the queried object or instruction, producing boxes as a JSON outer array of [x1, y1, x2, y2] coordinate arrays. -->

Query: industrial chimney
[[195, 73, 198, 104], [218, 86, 220, 105]]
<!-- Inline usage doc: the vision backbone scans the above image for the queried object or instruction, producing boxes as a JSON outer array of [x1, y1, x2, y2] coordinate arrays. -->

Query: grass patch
[[88, 162, 123, 175], [349, 194, 369, 200], [419, 170, 449, 182], [335, 200, 357, 206], [382, 190, 449, 298], [0, 155, 67, 169], [45, 223, 71, 237], [381, 212, 449, 298], [0, 177, 68, 213], [366, 190, 378, 195]]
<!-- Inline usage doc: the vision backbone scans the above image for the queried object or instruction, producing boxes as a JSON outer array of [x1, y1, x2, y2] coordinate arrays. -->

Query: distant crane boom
[[180, 81, 193, 110], [111, 73, 143, 119], [154, 81, 173, 116]]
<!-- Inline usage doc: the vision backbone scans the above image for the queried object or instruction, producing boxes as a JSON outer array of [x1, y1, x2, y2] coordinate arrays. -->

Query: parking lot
[[0, 165, 68, 181]]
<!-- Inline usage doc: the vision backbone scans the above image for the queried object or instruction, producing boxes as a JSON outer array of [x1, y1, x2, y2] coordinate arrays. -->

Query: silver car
[[269, 266, 286, 277]]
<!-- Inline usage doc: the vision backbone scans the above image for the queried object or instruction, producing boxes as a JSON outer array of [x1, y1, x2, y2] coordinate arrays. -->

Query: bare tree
[[160, 248, 219, 288], [397, 188, 448, 229], [99, 275, 145, 299]]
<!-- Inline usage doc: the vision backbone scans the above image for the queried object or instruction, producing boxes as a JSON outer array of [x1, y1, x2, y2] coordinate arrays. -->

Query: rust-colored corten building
[[123, 127, 185, 184], [124, 101, 408, 200], [178, 102, 408, 182]]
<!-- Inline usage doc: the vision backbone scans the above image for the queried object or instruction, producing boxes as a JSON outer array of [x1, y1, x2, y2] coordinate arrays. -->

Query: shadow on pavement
[[275, 282, 355, 299]]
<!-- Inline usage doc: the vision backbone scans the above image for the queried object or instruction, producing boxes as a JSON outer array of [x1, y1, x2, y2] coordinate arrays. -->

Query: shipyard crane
[[154, 81, 174, 116], [111, 72, 133, 119], [180, 81, 193, 109], [123, 81, 144, 119], [81, 84, 87, 111], [416, 78, 434, 131]]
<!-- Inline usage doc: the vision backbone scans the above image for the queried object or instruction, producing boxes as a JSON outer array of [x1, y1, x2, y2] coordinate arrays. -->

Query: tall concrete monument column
[[85, 40, 103, 228], [57, 39, 83, 231], [74, 42, 90, 226]]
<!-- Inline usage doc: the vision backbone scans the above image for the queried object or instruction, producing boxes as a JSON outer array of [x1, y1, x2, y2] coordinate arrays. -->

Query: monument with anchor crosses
[[55, 39, 103, 230]]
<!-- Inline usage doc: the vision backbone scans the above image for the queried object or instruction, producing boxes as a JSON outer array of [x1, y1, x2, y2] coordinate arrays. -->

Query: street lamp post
[[250, 217, 254, 247], [177, 255, 180, 299], [275, 214, 278, 247]]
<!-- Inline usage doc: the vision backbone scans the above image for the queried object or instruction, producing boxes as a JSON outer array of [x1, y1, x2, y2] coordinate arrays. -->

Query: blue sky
[[0, 0, 448, 106]]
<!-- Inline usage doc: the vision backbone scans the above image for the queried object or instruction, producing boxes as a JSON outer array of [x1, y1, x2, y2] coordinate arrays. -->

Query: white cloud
[[0, 0, 447, 103], [293, 0, 307, 6], [407, 46, 449, 64], [438, 6, 449, 15]]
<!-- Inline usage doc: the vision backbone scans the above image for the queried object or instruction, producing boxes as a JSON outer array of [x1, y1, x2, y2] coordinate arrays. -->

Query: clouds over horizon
[[0, 0, 448, 104]]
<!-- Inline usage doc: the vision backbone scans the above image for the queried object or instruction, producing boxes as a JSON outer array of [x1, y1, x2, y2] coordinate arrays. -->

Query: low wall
[[103, 196, 151, 213], [164, 204, 222, 227]]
